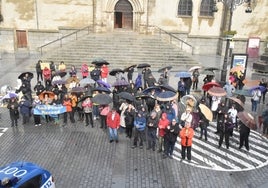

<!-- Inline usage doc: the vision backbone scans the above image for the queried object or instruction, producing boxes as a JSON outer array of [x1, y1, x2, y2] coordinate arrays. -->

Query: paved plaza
[[0, 53, 268, 187]]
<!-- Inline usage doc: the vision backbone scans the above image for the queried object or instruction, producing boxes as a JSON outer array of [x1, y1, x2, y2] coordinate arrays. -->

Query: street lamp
[[214, 0, 253, 82]]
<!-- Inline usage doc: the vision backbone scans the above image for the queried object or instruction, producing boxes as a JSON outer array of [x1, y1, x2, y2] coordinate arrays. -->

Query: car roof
[[0, 161, 51, 186]]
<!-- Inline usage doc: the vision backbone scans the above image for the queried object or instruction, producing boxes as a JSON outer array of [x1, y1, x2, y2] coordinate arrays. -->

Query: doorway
[[114, 0, 133, 29], [16, 30, 27, 48]]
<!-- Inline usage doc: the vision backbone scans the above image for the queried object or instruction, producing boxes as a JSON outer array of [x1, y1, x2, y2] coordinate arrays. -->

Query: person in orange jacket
[[179, 122, 194, 161], [106, 107, 120, 143], [62, 94, 75, 125]]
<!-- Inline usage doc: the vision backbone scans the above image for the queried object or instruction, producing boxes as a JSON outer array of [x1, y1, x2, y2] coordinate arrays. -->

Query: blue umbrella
[[79, 78, 95, 87], [96, 79, 111, 88], [142, 86, 161, 95], [175, 71, 191, 78], [249, 86, 266, 93], [156, 91, 178, 102]]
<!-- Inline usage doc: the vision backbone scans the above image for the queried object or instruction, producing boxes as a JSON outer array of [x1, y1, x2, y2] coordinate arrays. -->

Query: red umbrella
[[207, 87, 227, 97], [237, 111, 257, 130], [202, 82, 221, 91]]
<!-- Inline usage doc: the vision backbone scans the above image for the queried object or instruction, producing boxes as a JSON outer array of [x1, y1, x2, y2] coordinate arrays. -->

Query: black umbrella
[[91, 94, 112, 105], [157, 65, 172, 73], [91, 58, 109, 66], [137, 63, 151, 68], [204, 67, 220, 71], [109, 68, 124, 76], [118, 92, 135, 102], [92, 86, 111, 94], [158, 84, 176, 93], [18, 72, 34, 80], [55, 71, 67, 78], [123, 64, 137, 72]]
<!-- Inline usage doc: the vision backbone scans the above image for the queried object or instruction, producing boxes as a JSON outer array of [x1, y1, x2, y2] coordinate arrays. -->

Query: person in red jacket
[[81, 63, 89, 79], [106, 107, 120, 143], [101, 64, 109, 83], [179, 122, 194, 161], [158, 113, 170, 153]]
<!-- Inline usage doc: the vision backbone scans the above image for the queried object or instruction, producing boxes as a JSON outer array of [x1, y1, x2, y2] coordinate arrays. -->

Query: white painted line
[[0, 133, 3, 137], [175, 142, 244, 169]]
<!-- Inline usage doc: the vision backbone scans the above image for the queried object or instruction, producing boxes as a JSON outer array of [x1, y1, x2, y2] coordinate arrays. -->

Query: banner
[[33, 105, 66, 115]]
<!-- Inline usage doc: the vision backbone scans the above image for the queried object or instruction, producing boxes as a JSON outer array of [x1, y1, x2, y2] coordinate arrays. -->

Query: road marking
[[174, 125, 268, 171], [0, 128, 8, 137]]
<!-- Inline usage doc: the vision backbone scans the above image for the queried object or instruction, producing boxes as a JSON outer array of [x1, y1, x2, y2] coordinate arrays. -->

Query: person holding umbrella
[[259, 78, 268, 104]]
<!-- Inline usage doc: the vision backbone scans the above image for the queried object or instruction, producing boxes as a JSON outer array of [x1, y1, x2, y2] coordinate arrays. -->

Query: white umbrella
[[189, 66, 202, 72]]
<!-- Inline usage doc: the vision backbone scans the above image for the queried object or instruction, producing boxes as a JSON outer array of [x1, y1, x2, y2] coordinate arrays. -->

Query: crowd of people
[[4, 59, 268, 162]]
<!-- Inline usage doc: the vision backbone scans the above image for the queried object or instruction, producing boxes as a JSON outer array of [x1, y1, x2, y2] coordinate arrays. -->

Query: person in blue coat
[[19, 96, 31, 124]]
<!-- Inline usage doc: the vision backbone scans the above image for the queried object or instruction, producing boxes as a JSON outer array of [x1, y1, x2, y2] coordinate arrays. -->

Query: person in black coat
[[36, 60, 43, 82], [34, 81, 45, 96], [146, 111, 159, 151], [163, 119, 180, 158], [124, 104, 136, 138], [199, 111, 209, 141], [218, 113, 234, 149], [238, 121, 250, 151], [7, 97, 19, 127], [215, 102, 227, 134], [19, 97, 31, 125]]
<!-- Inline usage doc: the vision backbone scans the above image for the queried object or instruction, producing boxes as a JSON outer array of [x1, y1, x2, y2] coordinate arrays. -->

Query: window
[[178, 0, 193, 16], [200, 0, 214, 16], [19, 174, 42, 188]]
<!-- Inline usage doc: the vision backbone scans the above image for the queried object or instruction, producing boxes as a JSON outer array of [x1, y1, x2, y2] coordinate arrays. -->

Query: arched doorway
[[114, 0, 133, 29]]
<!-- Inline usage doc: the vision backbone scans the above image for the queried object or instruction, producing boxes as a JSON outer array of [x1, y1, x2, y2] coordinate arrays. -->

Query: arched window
[[200, 0, 214, 16], [178, 0, 193, 16]]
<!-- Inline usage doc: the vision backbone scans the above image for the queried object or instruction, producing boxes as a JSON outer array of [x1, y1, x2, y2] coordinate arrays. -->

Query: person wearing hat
[[163, 119, 180, 159], [179, 121, 194, 161], [106, 107, 120, 143], [180, 107, 193, 128], [146, 111, 159, 151]]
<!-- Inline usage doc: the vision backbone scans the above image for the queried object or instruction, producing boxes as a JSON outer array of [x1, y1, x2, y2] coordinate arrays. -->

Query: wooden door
[[114, 0, 133, 29], [16, 30, 27, 48]]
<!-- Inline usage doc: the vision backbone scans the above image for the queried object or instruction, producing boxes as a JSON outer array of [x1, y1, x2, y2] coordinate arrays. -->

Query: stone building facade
[[0, 0, 267, 56]]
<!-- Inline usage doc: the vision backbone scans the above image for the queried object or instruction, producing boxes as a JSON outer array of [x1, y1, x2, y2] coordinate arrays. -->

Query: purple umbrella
[[1, 92, 18, 100], [96, 80, 111, 88], [112, 79, 129, 87], [52, 79, 66, 85], [249, 85, 266, 93]]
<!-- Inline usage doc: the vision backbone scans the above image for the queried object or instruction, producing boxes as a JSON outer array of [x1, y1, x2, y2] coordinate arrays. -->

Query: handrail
[[39, 25, 93, 55], [153, 26, 194, 55]]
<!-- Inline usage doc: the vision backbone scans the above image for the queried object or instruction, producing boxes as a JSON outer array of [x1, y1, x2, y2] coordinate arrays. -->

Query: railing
[[39, 25, 93, 55], [154, 26, 194, 55]]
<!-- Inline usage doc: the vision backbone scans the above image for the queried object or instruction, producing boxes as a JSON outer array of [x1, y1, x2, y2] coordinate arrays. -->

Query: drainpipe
[[35, 0, 39, 29], [146, 0, 149, 34], [92, 0, 95, 32]]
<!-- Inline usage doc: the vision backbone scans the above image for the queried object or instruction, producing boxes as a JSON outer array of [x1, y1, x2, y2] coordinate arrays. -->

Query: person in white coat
[[228, 104, 238, 135], [211, 96, 221, 121]]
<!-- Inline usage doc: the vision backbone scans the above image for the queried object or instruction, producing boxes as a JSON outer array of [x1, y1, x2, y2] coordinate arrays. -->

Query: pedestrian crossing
[[0, 127, 8, 137], [173, 122, 268, 171]]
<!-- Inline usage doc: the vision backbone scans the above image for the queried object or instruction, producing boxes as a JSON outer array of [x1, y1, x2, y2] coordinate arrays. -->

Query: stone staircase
[[41, 30, 200, 71]]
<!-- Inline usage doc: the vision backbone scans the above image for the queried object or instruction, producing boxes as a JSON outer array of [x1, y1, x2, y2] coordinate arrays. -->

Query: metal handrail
[[39, 25, 93, 55], [154, 26, 194, 55]]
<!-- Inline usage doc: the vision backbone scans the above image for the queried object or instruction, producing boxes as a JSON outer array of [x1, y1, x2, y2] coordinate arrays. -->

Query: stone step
[[41, 31, 199, 70]]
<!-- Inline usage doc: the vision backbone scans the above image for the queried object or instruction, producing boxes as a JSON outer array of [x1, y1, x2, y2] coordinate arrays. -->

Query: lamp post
[[215, 0, 253, 82]]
